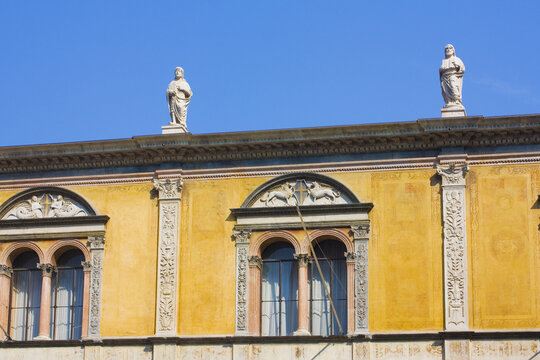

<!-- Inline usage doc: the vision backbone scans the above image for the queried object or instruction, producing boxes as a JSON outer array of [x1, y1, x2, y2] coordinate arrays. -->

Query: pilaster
[[153, 178, 183, 336], [232, 229, 251, 335], [351, 224, 369, 333], [437, 163, 469, 331], [87, 235, 105, 339], [0, 265, 12, 341]]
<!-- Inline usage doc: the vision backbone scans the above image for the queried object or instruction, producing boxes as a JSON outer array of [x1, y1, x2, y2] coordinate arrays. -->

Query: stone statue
[[439, 44, 466, 117], [166, 67, 192, 131]]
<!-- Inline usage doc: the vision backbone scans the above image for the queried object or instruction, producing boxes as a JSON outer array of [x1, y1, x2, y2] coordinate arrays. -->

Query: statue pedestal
[[441, 106, 466, 118], [162, 123, 188, 134]]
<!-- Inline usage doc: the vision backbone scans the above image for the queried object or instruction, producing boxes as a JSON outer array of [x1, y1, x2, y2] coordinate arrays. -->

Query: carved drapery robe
[[440, 55, 465, 108], [167, 78, 192, 127]]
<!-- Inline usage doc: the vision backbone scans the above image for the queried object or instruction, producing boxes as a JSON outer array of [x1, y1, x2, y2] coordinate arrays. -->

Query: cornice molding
[[0, 115, 538, 174]]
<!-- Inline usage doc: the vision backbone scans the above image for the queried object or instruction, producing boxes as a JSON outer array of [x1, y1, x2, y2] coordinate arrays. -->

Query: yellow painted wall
[[363, 170, 444, 331], [468, 165, 540, 329], [178, 177, 271, 335]]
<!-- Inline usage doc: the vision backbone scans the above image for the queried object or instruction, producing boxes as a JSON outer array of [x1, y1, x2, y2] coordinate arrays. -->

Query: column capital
[[344, 252, 356, 264], [248, 256, 262, 269], [294, 253, 310, 267], [37, 263, 54, 277], [232, 229, 252, 245], [350, 224, 370, 240], [0, 264, 12, 277], [437, 163, 469, 187], [81, 261, 92, 272], [153, 178, 183, 200], [87, 236, 105, 250]]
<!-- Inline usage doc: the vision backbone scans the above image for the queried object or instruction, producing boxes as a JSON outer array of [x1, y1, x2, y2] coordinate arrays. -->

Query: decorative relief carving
[[351, 224, 370, 240], [374, 342, 442, 359], [437, 163, 469, 331], [153, 178, 183, 200], [156, 202, 178, 334], [0, 264, 12, 277], [344, 251, 356, 264], [471, 340, 539, 359], [37, 263, 54, 277], [294, 253, 310, 267], [437, 163, 469, 186], [253, 179, 349, 207], [248, 255, 262, 269], [236, 246, 249, 333], [87, 236, 105, 250], [3, 193, 88, 220], [88, 245, 104, 338], [354, 240, 369, 331], [232, 229, 252, 244], [81, 261, 92, 272]]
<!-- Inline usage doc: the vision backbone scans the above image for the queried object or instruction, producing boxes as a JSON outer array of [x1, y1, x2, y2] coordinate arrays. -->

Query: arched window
[[9, 252, 42, 341], [50, 249, 84, 340], [309, 240, 347, 336], [261, 242, 298, 336]]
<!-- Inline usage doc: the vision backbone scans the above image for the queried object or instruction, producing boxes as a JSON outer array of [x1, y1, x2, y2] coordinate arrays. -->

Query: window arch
[[309, 240, 347, 335], [9, 251, 42, 341], [261, 242, 298, 336]]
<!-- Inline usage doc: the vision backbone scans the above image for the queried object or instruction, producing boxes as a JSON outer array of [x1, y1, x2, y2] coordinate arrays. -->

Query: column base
[[293, 329, 311, 336]]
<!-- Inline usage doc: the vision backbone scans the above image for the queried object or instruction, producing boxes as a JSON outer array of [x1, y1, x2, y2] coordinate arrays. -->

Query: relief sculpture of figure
[[440, 44, 466, 116], [166, 67, 193, 131]]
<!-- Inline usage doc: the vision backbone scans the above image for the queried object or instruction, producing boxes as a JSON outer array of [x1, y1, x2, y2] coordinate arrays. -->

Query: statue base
[[162, 123, 188, 134], [441, 106, 466, 118]]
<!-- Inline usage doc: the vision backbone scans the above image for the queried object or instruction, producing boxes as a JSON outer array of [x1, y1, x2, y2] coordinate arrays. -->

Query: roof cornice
[[0, 114, 539, 174]]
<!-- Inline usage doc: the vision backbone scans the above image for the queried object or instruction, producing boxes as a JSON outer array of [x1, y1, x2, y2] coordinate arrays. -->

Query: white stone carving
[[232, 229, 251, 334], [87, 235, 105, 339], [37, 263, 54, 277], [252, 179, 348, 207], [437, 163, 469, 330], [3, 194, 88, 220], [440, 44, 466, 117], [166, 67, 192, 134], [0, 264, 12, 277], [153, 179, 183, 200], [154, 177, 182, 336], [354, 239, 369, 332]]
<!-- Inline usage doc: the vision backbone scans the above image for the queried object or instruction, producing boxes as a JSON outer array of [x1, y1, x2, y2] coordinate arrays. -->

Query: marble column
[[437, 163, 469, 331], [153, 178, 183, 336], [87, 235, 105, 339], [233, 229, 251, 335], [351, 224, 370, 334], [294, 254, 310, 336], [0, 265, 12, 340], [35, 263, 54, 340], [81, 261, 92, 339], [247, 255, 262, 335]]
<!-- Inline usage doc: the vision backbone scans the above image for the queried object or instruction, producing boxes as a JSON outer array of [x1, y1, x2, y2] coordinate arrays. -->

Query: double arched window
[[232, 173, 372, 336]]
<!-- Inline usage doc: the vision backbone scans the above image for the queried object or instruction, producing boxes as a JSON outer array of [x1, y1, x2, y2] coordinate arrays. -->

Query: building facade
[[0, 114, 539, 359]]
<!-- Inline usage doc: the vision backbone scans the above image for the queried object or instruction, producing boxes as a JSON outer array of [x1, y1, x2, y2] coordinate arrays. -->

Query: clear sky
[[1, 1, 539, 146]]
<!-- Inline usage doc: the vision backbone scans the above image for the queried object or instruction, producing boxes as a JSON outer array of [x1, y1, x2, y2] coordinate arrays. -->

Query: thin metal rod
[[295, 204, 344, 335]]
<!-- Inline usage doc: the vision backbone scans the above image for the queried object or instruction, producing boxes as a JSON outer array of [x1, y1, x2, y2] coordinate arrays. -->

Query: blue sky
[[1, 1, 539, 146]]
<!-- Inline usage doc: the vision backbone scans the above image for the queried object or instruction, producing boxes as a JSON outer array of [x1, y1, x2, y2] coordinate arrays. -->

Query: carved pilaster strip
[[87, 235, 105, 339], [233, 229, 251, 334], [154, 178, 182, 336], [351, 224, 369, 333], [437, 163, 469, 331]]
